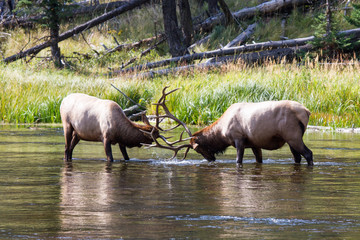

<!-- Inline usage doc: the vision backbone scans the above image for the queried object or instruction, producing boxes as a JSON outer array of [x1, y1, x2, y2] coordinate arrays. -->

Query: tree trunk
[[49, 0, 63, 68], [217, 0, 234, 25], [3, 0, 150, 64], [207, 0, 219, 15], [178, 0, 194, 47], [162, 0, 188, 57]]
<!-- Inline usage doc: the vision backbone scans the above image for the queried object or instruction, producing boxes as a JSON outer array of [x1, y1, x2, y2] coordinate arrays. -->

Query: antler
[[142, 86, 193, 160], [154, 86, 192, 137], [142, 128, 192, 160]]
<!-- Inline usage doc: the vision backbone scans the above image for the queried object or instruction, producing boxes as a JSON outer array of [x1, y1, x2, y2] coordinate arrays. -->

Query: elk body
[[60, 93, 158, 162], [189, 100, 313, 166]]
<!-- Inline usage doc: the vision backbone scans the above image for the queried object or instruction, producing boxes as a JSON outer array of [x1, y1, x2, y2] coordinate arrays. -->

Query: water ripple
[[167, 215, 358, 227]]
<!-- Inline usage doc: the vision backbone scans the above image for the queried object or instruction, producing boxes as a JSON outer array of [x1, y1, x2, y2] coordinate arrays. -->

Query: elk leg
[[103, 139, 114, 162], [288, 140, 313, 166], [290, 146, 302, 164], [63, 124, 74, 162], [302, 144, 313, 166], [235, 139, 245, 165], [119, 145, 130, 160], [68, 132, 80, 161], [252, 147, 263, 163]]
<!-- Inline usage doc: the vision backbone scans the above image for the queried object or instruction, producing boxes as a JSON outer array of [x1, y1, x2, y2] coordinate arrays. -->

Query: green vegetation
[[1, 61, 360, 128], [1, 1, 360, 128]]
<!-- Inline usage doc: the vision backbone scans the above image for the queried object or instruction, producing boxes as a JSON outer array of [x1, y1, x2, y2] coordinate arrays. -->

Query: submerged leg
[[288, 140, 313, 166], [235, 139, 245, 165], [119, 145, 130, 160], [252, 147, 263, 163], [290, 146, 302, 164], [63, 124, 74, 162], [103, 138, 114, 162], [68, 132, 80, 161]]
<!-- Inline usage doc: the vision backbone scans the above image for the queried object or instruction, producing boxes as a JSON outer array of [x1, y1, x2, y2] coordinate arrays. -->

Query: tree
[[162, 0, 190, 57], [178, 0, 193, 46], [16, 0, 74, 68]]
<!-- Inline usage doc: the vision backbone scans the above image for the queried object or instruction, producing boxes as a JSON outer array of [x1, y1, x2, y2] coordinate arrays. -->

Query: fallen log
[[2, 0, 150, 64], [105, 34, 165, 55], [114, 27, 360, 75], [206, 23, 257, 63], [225, 23, 257, 48], [124, 44, 313, 79]]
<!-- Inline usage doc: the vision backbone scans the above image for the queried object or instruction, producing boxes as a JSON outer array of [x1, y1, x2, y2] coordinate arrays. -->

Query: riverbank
[[1, 61, 359, 128]]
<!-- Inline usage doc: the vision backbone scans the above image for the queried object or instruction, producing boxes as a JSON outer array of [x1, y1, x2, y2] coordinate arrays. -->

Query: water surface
[[0, 125, 359, 239]]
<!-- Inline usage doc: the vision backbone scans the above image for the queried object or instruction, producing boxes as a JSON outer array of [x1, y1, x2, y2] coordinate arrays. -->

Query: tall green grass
[[1, 61, 359, 128]]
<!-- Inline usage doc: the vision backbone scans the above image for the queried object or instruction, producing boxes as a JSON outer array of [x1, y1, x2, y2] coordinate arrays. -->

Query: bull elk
[[60, 87, 185, 162], [145, 90, 314, 166]]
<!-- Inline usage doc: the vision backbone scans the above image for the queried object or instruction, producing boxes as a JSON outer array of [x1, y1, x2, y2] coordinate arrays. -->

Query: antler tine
[[155, 86, 180, 129], [154, 86, 192, 137]]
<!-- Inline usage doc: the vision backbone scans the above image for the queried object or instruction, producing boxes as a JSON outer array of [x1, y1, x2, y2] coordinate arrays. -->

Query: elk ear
[[192, 142, 199, 150], [142, 113, 151, 126]]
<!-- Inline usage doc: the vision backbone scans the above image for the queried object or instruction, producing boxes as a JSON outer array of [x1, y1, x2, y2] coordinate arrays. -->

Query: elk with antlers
[[60, 93, 157, 162], [145, 89, 313, 166], [60, 86, 191, 163]]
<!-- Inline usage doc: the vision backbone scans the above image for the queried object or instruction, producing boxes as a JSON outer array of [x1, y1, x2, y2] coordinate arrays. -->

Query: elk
[[60, 87, 188, 162], [145, 94, 313, 166]]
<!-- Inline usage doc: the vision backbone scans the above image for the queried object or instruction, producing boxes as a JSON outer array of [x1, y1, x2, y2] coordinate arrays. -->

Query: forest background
[[1, 0, 360, 129]]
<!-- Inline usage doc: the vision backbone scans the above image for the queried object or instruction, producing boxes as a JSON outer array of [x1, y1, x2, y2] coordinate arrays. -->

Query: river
[[0, 125, 359, 239]]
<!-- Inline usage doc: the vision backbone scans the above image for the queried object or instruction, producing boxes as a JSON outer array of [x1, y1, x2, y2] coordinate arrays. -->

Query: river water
[[0, 125, 359, 239]]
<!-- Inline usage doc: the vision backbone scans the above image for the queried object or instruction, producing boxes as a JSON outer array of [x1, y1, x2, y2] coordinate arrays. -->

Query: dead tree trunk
[[217, 0, 234, 25], [2, 0, 150, 64], [162, 0, 188, 57], [178, 0, 194, 47], [48, 0, 63, 68]]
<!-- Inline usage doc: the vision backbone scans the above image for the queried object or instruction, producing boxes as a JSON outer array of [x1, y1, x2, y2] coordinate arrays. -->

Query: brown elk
[[60, 88, 184, 162], [145, 93, 313, 166]]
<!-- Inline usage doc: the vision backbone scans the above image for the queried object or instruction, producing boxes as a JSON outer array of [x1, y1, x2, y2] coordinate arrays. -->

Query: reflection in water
[[1, 126, 360, 239]]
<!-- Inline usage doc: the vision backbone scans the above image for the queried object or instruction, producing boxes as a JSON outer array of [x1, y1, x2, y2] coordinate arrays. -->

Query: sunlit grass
[[1, 60, 359, 128]]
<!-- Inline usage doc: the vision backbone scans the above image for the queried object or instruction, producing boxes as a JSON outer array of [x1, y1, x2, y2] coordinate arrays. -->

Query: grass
[[1, 60, 360, 128], [1, 1, 359, 128]]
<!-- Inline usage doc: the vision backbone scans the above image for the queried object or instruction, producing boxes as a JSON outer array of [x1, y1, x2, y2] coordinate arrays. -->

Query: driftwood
[[195, 0, 313, 32], [114, 27, 360, 75], [0, 1, 128, 29], [2, 0, 150, 64]]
